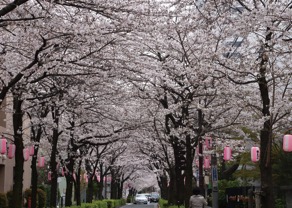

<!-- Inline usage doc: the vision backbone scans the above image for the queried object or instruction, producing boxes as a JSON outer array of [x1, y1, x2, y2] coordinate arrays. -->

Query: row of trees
[[0, 0, 151, 207], [0, 1, 291, 208]]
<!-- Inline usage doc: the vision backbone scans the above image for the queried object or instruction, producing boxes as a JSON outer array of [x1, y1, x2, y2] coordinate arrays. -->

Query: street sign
[[212, 166, 218, 182]]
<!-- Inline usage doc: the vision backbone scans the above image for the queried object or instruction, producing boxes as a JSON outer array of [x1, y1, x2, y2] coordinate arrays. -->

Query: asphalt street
[[124, 203, 211, 208]]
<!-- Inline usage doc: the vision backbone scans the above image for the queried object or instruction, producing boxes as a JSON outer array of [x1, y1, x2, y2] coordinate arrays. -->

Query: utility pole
[[198, 109, 204, 192]]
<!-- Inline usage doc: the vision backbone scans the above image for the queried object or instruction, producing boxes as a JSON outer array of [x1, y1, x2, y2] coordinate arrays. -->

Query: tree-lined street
[[0, 1, 291, 208]]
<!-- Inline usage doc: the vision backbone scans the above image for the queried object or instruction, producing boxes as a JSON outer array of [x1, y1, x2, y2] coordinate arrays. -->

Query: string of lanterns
[[0, 135, 48, 169], [196, 134, 290, 168], [223, 144, 260, 162], [222, 134, 292, 163], [1, 136, 113, 184]]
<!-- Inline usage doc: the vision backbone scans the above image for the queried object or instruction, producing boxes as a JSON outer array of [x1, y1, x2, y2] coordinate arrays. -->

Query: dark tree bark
[[258, 28, 275, 208], [0, 0, 29, 17], [30, 126, 42, 208], [75, 161, 82, 205], [158, 173, 169, 199], [65, 120, 77, 206], [86, 176, 94, 203], [97, 176, 105, 199], [12, 93, 24, 208], [29, 104, 49, 208], [85, 155, 100, 203], [31, 149, 38, 208], [50, 107, 61, 208], [110, 178, 118, 199], [118, 180, 123, 199], [184, 134, 193, 208], [174, 142, 186, 205], [50, 129, 59, 208], [167, 167, 176, 205], [65, 157, 74, 206]]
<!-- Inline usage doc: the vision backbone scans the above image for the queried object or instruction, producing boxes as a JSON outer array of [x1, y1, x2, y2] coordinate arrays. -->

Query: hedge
[[0, 192, 8, 208], [158, 199, 185, 208], [23, 188, 47, 208], [66, 198, 126, 208]]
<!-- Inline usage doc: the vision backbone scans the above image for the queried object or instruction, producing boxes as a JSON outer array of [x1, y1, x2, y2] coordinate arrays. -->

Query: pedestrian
[[189, 187, 208, 208]]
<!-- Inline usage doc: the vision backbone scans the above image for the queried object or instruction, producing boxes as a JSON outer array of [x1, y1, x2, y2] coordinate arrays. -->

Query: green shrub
[[105, 200, 113, 208], [37, 188, 46, 208], [64, 199, 124, 208], [119, 198, 126, 206], [159, 199, 169, 208], [275, 198, 285, 208], [22, 188, 46, 208], [6, 190, 13, 208], [0, 193, 8, 208], [158, 199, 185, 208], [126, 196, 132, 203]]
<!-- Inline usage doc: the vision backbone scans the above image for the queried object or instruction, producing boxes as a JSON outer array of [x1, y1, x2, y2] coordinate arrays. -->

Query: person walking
[[189, 187, 208, 208]]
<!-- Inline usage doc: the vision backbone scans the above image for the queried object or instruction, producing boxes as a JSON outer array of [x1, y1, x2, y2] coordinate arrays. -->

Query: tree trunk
[[174, 142, 185, 205], [31, 147, 39, 208], [31, 125, 42, 208], [97, 178, 104, 199], [75, 164, 81, 205], [50, 114, 60, 208], [65, 175, 73, 206], [258, 27, 274, 208], [158, 173, 168, 199], [185, 134, 193, 208], [260, 120, 274, 208], [65, 157, 74, 206], [86, 177, 94, 203], [168, 168, 176, 205], [110, 177, 116, 199], [118, 181, 123, 199], [50, 105, 60, 207], [12, 95, 24, 208]]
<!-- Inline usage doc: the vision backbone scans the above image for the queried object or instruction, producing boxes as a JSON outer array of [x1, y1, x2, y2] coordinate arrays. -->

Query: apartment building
[[0, 96, 31, 193]]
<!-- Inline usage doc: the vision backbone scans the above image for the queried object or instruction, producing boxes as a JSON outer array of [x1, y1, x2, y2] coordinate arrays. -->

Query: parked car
[[145, 193, 151, 201], [150, 192, 160, 203], [134, 194, 149, 204]]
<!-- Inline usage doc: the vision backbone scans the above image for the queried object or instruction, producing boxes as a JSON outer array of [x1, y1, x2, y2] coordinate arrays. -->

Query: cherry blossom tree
[[192, 1, 292, 207]]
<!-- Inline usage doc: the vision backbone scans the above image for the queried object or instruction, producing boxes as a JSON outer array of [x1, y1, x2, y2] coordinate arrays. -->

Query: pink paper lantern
[[48, 171, 52, 181], [0, 137, 7, 154], [204, 157, 211, 169], [283, 135, 292, 152], [195, 159, 199, 167], [38, 156, 45, 168], [61, 167, 67, 176], [23, 148, 30, 161], [251, 147, 260, 162], [8, 144, 16, 159], [223, 146, 232, 161], [205, 137, 212, 149], [29, 145, 34, 156], [95, 172, 100, 181]]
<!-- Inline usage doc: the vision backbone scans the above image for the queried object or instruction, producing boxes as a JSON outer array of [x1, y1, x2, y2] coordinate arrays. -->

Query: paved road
[[124, 203, 211, 208], [124, 203, 158, 208]]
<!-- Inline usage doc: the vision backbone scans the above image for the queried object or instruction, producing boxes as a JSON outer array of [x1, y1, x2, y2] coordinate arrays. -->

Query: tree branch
[[0, 0, 29, 17]]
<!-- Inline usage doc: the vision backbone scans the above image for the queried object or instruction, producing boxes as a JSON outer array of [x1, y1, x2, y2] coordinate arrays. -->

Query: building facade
[[0, 96, 31, 193]]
